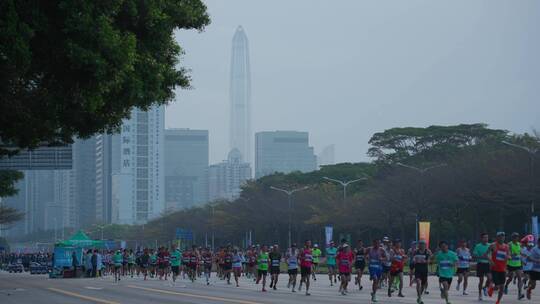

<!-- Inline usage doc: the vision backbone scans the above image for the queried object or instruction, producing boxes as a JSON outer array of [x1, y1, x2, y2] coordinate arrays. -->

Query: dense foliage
[[81, 124, 540, 248]]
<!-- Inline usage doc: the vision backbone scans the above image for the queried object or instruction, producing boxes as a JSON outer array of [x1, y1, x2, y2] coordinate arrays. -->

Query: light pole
[[502, 141, 539, 216], [211, 204, 215, 251], [270, 185, 310, 248], [322, 176, 367, 202], [396, 162, 447, 242]]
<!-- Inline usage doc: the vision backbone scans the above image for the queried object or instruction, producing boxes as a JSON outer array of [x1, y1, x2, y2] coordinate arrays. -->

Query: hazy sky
[[167, 0, 540, 164]]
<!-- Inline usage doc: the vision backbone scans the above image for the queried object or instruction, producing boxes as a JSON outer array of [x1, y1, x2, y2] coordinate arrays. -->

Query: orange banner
[[418, 222, 430, 249]]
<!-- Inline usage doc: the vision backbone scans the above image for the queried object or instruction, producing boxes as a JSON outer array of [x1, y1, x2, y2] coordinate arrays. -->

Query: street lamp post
[[211, 205, 215, 251], [270, 186, 309, 248], [396, 162, 447, 242], [502, 141, 539, 216], [322, 176, 367, 202]]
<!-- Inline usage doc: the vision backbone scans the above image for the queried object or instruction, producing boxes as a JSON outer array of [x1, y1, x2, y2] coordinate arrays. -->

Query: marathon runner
[[113, 249, 123, 282], [312, 244, 321, 281], [140, 248, 150, 280], [286, 244, 299, 292], [202, 247, 213, 285], [269, 244, 282, 290], [170, 244, 181, 285], [256, 245, 270, 292], [149, 249, 157, 278], [408, 241, 417, 287], [299, 240, 314, 296], [366, 238, 386, 303], [337, 243, 354, 295], [382, 237, 392, 288], [525, 237, 540, 300], [505, 232, 524, 299], [188, 246, 199, 282], [456, 240, 471, 295], [232, 249, 243, 287], [487, 231, 510, 304], [522, 240, 534, 289], [435, 241, 458, 304], [354, 239, 366, 290], [473, 232, 492, 301], [388, 238, 406, 298], [413, 239, 431, 304], [222, 247, 233, 284], [326, 241, 338, 286]]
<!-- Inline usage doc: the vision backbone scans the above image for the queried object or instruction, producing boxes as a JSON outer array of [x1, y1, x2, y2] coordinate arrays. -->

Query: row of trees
[[78, 124, 539, 249]]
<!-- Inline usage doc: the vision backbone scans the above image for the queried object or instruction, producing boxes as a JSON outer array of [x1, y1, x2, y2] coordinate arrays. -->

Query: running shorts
[[476, 262, 490, 277], [382, 265, 391, 273], [439, 277, 453, 285], [222, 264, 232, 271], [414, 270, 428, 285], [189, 264, 197, 270], [340, 271, 351, 276], [507, 265, 522, 272], [288, 269, 298, 275], [171, 266, 180, 275], [270, 266, 280, 275], [369, 266, 382, 280], [300, 266, 311, 277], [257, 269, 268, 276], [491, 271, 506, 286], [456, 267, 469, 274], [530, 271, 540, 281], [355, 261, 365, 271], [390, 269, 403, 276], [327, 264, 336, 272]]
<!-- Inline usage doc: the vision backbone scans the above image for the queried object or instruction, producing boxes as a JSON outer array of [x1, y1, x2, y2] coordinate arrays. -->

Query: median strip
[[127, 285, 264, 304], [47, 287, 120, 304]]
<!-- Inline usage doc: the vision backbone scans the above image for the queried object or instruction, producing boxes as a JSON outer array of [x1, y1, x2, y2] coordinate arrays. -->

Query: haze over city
[[168, 0, 539, 164]]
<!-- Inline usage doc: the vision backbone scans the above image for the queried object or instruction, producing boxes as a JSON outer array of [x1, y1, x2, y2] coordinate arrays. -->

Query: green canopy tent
[[56, 230, 103, 248]]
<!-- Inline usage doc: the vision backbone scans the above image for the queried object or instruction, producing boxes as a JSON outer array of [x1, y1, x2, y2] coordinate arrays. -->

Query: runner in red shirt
[[336, 244, 354, 295], [298, 240, 313, 296], [488, 232, 510, 304], [388, 239, 406, 298]]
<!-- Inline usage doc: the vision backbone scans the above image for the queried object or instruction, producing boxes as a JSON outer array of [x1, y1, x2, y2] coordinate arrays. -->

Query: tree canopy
[[76, 124, 540, 249], [0, 0, 210, 152]]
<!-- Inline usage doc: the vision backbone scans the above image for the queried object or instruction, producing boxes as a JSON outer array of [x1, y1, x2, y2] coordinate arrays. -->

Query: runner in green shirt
[[473, 233, 491, 301], [256, 245, 270, 292], [326, 242, 338, 286], [436, 241, 458, 304], [505, 232, 525, 299], [170, 245, 182, 284], [113, 250, 123, 282], [311, 244, 322, 280]]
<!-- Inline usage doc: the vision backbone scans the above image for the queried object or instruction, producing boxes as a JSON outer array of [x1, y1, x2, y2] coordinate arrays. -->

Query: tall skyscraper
[[95, 133, 114, 224], [255, 131, 317, 179], [111, 106, 165, 224], [164, 129, 209, 210], [208, 148, 251, 202], [73, 137, 96, 228], [229, 26, 252, 166]]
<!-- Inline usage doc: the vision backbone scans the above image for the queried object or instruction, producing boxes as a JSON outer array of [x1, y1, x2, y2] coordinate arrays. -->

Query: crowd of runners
[[3, 232, 540, 304]]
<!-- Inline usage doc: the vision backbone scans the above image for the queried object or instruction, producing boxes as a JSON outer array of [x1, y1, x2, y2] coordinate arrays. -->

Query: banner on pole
[[325, 226, 333, 246], [418, 222, 431, 248], [533, 216, 539, 241]]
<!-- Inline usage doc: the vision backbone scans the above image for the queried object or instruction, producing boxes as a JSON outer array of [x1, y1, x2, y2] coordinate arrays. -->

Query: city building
[[164, 129, 209, 210], [95, 133, 115, 224], [0, 145, 72, 170], [208, 149, 251, 202], [317, 144, 336, 167], [229, 25, 252, 167], [111, 106, 165, 224], [72, 137, 96, 228], [255, 131, 317, 178]]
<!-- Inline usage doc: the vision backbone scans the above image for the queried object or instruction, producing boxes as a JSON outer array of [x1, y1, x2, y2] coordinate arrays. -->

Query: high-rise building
[[229, 26, 252, 166], [164, 129, 209, 210], [95, 133, 114, 224], [255, 131, 317, 179], [0, 145, 72, 170], [111, 106, 165, 224], [317, 144, 336, 167], [73, 137, 96, 228], [208, 149, 251, 202]]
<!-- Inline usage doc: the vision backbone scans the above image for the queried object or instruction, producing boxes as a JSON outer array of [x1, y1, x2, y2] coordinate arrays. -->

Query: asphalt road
[[0, 271, 537, 304]]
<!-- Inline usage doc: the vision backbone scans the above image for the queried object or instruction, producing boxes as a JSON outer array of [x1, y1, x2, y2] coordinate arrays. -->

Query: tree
[[0, 0, 210, 197], [0, 170, 24, 225]]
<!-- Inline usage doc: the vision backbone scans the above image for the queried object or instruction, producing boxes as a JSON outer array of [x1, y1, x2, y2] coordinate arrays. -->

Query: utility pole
[[270, 185, 310, 248]]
